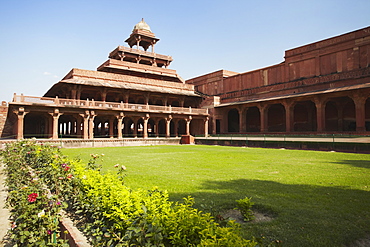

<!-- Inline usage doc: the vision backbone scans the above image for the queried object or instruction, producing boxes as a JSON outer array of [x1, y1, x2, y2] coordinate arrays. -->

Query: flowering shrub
[[1, 140, 257, 246], [2, 139, 69, 246]]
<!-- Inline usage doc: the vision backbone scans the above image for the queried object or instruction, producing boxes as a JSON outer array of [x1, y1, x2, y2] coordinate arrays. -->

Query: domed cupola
[[125, 18, 159, 52], [133, 18, 152, 33]]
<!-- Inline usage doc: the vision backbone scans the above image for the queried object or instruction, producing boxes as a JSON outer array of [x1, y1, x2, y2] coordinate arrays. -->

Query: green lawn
[[62, 145, 370, 247]]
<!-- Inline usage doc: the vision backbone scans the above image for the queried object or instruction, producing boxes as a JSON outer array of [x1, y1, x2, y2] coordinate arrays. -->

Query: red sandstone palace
[[0, 20, 369, 140]]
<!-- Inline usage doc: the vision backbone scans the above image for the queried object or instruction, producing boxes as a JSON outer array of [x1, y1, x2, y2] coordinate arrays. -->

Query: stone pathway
[[0, 163, 10, 247]]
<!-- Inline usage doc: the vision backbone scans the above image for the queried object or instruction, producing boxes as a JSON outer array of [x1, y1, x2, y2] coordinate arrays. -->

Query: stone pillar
[[88, 111, 96, 139], [211, 114, 217, 135], [204, 117, 209, 137], [352, 95, 367, 132], [173, 119, 179, 137], [283, 100, 295, 133], [314, 97, 326, 132], [239, 107, 246, 133], [76, 116, 82, 138], [165, 115, 172, 138], [259, 105, 268, 132], [185, 116, 192, 135], [337, 103, 344, 131], [109, 117, 114, 138], [13, 107, 27, 139], [116, 112, 124, 139], [143, 114, 149, 139], [49, 109, 63, 140], [153, 119, 159, 137], [79, 111, 89, 140], [131, 117, 139, 138]]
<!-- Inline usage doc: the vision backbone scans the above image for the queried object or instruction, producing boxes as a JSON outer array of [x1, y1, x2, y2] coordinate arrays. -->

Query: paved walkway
[[0, 163, 10, 246]]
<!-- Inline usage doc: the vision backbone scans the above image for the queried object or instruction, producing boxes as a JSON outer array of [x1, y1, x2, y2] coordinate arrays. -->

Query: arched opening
[[342, 99, 356, 131], [245, 107, 260, 132], [365, 98, 370, 131], [227, 108, 239, 133], [59, 115, 79, 138], [158, 119, 166, 137], [24, 112, 50, 138], [325, 101, 338, 131], [178, 119, 186, 136], [123, 117, 134, 137], [293, 101, 317, 131], [148, 118, 156, 137], [137, 118, 144, 137], [268, 104, 285, 132]]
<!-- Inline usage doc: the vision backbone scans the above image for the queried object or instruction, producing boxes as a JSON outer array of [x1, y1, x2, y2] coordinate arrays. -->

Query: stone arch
[[228, 108, 239, 133], [267, 104, 285, 132], [245, 107, 260, 132], [293, 101, 317, 131]]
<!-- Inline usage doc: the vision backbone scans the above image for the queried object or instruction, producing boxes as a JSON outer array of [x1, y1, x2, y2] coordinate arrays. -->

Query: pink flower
[[47, 230, 52, 235], [56, 201, 61, 205], [27, 193, 38, 202], [67, 174, 73, 179]]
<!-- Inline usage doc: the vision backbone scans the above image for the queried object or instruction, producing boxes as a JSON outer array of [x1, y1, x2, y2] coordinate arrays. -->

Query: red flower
[[27, 193, 38, 202], [67, 174, 73, 179], [64, 166, 70, 171]]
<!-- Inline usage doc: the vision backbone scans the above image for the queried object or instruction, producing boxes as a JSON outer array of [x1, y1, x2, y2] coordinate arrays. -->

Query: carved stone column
[[165, 115, 172, 138], [351, 94, 367, 132], [173, 119, 179, 137], [185, 116, 192, 135], [13, 107, 28, 139], [49, 109, 63, 140], [283, 100, 295, 133], [88, 111, 96, 139], [79, 111, 90, 140], [143, 114, 150, 139], [109, 117, 114, 138], [313, 97, 326, 132], [258, 104, 268, 132], [116, 112, 124, 139], [204, 117, 209, 137]]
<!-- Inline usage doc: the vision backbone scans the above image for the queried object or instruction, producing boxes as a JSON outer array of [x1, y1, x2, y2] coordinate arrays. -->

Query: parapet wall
[[0, 138, 181, 149]]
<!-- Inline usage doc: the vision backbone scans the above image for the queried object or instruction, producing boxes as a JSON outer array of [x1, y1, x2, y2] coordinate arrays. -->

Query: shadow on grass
[[169, 179, 370, 247], [333, 160, 370, 169]]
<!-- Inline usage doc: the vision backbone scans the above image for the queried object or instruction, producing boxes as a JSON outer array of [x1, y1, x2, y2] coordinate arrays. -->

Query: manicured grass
[[62, 145, 370, 247]]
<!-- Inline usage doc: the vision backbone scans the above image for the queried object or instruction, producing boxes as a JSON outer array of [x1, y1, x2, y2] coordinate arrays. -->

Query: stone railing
[[117, 46, 173, 61], [11, 94, 209, 115]]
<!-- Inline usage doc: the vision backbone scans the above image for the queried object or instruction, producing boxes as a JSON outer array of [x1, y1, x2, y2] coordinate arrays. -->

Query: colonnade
[[218, 92, 370, 134], [14, 108, 209, 140]]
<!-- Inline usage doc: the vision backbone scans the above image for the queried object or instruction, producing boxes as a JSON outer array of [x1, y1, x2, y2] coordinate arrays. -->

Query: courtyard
[[62, 145, 370, 246]]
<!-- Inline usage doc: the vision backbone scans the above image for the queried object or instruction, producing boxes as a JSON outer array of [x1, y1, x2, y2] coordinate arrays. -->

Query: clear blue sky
[[0, 0, 369, 102]]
